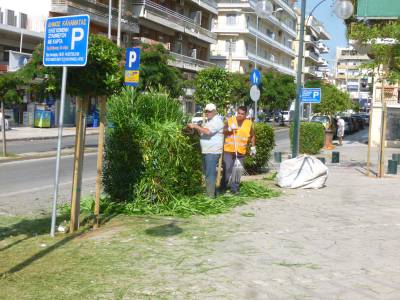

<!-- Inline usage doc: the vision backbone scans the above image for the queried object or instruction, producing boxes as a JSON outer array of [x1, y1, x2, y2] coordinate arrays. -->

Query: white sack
[[277, 155, 328, 189]]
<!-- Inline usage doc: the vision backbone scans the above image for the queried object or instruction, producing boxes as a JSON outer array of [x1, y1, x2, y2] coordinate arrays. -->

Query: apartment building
[[334, 47, 372, 108], [132, 0, 217, 112], [293, 14, 330, 82], [210, 0, 297, 77], [51, 0, 139, 44]]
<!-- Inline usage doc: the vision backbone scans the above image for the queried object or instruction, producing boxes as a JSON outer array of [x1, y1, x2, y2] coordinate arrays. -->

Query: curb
[[0, 147, 98, 164], [5, 130, 99, 142]]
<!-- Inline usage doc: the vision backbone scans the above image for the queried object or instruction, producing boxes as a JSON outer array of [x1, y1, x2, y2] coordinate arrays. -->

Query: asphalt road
[[0, 127, 290, 216], [0, 153, 98, 216], [7, 134, 99, 154]]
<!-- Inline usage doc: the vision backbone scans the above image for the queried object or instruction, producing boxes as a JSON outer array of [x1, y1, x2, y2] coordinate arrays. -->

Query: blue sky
[[296, 0, 350, 70]]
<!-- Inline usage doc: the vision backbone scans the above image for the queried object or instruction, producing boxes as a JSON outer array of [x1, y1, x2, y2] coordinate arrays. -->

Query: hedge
[[244, 123, 275, 174], [290, 122, 324, 155]]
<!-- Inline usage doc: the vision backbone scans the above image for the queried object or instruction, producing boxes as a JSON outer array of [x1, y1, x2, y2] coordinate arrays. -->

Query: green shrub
[[103, 87, 202, 203], [244, 123, 275, 174], [290, 122, 324, 154]]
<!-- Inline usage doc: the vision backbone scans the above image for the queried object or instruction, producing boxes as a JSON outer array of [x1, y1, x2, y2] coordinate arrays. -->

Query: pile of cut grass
[[59, 181, 280, 219]]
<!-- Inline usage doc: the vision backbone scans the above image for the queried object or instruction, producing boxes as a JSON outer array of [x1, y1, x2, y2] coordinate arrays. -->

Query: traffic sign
[[125, 47, 141, 86], [43, 15, 90, 66], [250, 69, 261, 85], [301, 88, 321, 103], [250, 85, 260, 102]]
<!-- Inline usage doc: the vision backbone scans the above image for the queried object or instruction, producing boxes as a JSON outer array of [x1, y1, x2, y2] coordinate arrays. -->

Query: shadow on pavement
[[145, 222, 183, 237]]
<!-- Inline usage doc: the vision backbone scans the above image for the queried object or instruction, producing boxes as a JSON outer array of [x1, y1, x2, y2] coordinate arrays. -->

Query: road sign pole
[[254, 100, 258, 122], [292, 0, 306, 158], [50, 66, 68, 237]]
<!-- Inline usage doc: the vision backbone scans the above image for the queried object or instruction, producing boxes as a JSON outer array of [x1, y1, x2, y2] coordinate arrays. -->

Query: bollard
[[317, 157, 326, 164], [274, 152, 282, 163], [388, 159, 398, 174], [332, 151, 340, 163]]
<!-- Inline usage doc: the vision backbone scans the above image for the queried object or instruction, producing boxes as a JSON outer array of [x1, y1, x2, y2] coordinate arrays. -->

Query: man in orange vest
[[223, 106, 256, 193]]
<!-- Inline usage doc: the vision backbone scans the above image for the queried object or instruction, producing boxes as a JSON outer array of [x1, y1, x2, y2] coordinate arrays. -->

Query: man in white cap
[[188, 103, 224, 198]]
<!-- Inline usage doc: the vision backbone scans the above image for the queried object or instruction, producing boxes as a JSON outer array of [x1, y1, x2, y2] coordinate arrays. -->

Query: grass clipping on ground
[[60, 181, 280, 218]]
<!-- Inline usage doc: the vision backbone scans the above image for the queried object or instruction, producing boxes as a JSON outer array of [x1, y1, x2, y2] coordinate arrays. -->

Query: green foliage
[[244, 123, 275, 174], [68, 34, 123, 97], [139, 43, 184, 98], [194, 67, 232, 108], [230, 72, 251, 105], [0, 72, 24, 104], [261, 70, 296, 111], [305, 80, 353, 127], [349, 21, 400, 82], [290, 122, 325, 155], [103, 87, 202, 203], [62, 181, 280, 218]]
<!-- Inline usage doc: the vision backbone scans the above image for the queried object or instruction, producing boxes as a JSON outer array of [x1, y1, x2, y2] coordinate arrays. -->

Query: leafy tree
[[305, 80, 353, 128], [229, 72, 250, 106], [139, 43, 184, 98], [194, 67, 232, 109], [261, 70, 296, 111], [349, 21, 400, 82]]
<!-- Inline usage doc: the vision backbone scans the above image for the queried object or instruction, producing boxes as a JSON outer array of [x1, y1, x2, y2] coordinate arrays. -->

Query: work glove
[[250, 146, 257, 157], [228, 123, 237, 132]]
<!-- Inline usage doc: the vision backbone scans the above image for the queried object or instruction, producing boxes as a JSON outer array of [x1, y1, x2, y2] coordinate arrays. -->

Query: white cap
[[204, 103, 217, 111]]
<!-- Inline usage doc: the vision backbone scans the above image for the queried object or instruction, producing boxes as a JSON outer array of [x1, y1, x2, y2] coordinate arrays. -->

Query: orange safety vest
[[224, 117, 252, 155]]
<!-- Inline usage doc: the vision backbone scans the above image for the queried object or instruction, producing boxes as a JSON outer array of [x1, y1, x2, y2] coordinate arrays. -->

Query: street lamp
[[291, 0, 354, 158]]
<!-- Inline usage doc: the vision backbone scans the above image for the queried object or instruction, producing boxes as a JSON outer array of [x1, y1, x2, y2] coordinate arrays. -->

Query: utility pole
[[292, 0, 306, 158], [117, 0, 122, 46], [1, 101, 6, 156], [108, 0, 112, 40]]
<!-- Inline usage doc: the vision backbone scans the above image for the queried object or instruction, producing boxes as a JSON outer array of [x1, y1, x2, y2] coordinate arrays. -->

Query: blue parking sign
[[301, 88, 321, 103], [43, 15, 90, 66], [125, 48, 141, 86]]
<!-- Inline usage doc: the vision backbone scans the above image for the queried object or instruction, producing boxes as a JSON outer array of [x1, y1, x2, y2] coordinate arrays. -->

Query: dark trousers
[[203, 153, 221, 198], [223, 152, 245, 193]]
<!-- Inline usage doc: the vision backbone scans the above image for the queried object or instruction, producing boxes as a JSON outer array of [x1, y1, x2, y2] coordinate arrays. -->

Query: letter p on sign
[[71, 28, 84, 50]]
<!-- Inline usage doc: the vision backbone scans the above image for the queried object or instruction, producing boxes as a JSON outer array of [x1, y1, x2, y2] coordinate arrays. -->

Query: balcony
[[247, 24, 296, 57], [133, 0, 217, 44], [51, 0, 138, 33], [188, 0, 218, 14], [305, 50, 319, 63], [169, 51, 215, 72], [304, 35, 318, 47], [317, 42, 329, 53], [304, 66, 317, 77], [247, 51, 295, 76]]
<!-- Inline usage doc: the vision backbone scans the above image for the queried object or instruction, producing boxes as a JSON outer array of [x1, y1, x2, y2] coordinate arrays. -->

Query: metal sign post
[[44, 14, 90, 237]]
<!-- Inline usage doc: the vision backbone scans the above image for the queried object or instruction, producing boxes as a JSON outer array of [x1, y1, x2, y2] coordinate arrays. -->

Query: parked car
[[342, 116, 355, 134], [351, 115, 365, 130], [311, 115, 330, 130], [191, 112, 204, 125]]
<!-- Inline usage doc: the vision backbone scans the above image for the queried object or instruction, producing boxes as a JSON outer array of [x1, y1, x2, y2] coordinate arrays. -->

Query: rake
[[229, 130, 245, 186]]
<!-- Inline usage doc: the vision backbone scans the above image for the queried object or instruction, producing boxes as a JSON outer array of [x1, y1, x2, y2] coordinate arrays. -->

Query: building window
[[225, 40, 236, 53], [226, 14, 237, 25]]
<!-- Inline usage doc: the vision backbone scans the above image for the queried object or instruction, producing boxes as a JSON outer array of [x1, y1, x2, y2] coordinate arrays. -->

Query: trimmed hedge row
[[290, 122, 325, 155]]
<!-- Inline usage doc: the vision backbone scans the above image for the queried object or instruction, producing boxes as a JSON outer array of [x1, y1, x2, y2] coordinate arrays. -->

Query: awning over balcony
[[357, 0, 400, 19]]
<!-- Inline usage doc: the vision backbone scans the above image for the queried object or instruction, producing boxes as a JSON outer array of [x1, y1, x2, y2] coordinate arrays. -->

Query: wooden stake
[[1, 101, 6, 157], [366, 108, 373, 176], [94, 96, 107, 228], [70, 96, 88, 232]]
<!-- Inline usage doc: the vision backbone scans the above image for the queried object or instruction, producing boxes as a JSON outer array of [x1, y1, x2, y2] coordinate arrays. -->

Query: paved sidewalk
[[1, 126, 99, 141]]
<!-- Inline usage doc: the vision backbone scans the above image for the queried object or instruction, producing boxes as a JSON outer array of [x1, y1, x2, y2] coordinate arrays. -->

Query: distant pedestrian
[[337, 116, 345, 145], [223, 106, 256, 194], [188, 103, 224, 198]]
